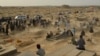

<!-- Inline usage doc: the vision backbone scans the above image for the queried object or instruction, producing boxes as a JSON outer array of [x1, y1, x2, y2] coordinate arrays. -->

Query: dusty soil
[[0, 6, 100, 55]]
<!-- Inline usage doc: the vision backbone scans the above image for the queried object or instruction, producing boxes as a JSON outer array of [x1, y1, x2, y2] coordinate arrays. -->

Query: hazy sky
[[0, 0, 100, 6]]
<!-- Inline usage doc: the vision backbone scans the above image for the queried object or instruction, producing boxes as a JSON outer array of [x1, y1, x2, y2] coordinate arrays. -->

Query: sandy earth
[[0, 6, 100, 56]]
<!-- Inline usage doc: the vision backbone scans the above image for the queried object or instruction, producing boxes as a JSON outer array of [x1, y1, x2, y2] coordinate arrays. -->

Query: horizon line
[[0, 4, 100, 7]]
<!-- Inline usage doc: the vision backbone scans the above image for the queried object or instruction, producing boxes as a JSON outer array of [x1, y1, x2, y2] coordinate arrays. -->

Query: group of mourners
[[0, 16, 28, 35], [0, 15, 51, 36], [46, 12, 100, 51], [76, 17, 99, 50], [0, 11, 99, 56], [36, 30, 90, 56], [27, 11, 99, 56], [31, 15, 51, 27]]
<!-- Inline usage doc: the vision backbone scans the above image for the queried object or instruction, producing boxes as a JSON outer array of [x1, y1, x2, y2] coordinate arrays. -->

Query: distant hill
[[0, 6, 1, 7], [61, 5, 70, 8]]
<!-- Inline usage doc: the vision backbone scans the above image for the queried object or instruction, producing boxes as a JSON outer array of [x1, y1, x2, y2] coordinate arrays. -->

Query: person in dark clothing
[[49, 31, 53, 37], [10, 22, 15, 31], [2, 27, 5, 33], [32, 19, 36, 26], [5, 24, 9, 35], [27, 15, 29, 19], [89, 26, 94, 33], [81, 30, 85, 36], [46, 33, 51, 39], [77, 35, 85, 50], [95, 18, 99, 22]]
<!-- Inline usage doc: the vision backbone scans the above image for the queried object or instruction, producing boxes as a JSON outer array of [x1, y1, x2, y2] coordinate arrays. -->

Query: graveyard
[[0, 6, 100, 56]]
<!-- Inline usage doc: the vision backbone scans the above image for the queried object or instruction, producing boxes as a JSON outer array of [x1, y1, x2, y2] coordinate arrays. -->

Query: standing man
[[71, 27, 76, 36], [66, 20, 70, 30], [36, 44, 45, 56], [5, 23, 9, 35]]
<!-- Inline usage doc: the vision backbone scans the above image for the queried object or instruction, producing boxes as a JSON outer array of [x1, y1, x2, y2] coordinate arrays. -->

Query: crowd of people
[[0, 15, 51, 36], [0, 10, 99, 56]]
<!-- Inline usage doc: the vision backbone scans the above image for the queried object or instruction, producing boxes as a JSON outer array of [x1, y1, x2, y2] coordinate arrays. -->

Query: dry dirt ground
[[0, 6, 100, 56]]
